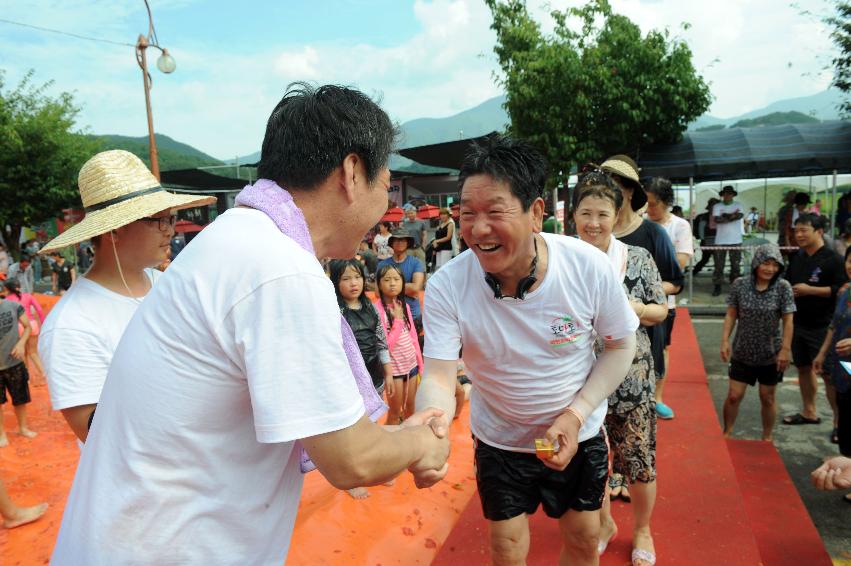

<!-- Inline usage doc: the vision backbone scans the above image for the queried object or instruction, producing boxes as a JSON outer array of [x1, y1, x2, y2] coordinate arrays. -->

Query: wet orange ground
[[1, 294, 477, 565]]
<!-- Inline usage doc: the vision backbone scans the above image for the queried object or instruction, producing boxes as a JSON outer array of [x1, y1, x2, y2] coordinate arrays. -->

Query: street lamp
[[135, 0, 176, 181]]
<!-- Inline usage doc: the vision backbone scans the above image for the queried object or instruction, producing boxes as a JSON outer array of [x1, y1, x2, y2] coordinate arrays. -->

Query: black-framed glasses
[[138, 215, 177, 232]]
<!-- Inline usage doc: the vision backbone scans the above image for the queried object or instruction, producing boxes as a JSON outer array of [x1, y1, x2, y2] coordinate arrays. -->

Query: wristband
[[564, 406, 585, 428]]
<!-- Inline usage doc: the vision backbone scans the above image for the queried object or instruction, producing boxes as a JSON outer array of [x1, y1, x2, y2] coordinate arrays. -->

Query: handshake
[[399, 408, 452, 488]]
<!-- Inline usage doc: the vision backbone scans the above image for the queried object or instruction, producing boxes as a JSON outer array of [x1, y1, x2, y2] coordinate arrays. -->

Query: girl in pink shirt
[[374, 264, 423, 425], [3, 280, 45, 382]]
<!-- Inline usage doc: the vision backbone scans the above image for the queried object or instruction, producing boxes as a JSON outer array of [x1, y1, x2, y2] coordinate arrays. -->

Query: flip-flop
[[620, 483, 632, 503], [782, 413, 821, 425], [632, 548, 657, 566], [609, 474, 623, 500], [597, 530, 617, 555]]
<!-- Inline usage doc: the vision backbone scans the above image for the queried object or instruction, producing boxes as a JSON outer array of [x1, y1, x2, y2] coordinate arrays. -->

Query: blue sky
[[0, 0, 839, 160]]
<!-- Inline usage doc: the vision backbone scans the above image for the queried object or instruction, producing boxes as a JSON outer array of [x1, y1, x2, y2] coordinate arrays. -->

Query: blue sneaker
[[656, 402, 675, 420]]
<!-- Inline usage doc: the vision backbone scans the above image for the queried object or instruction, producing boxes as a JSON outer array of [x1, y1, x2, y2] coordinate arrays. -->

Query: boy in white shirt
[[712, 185, 744, 296], [39, 150, 214, 443]]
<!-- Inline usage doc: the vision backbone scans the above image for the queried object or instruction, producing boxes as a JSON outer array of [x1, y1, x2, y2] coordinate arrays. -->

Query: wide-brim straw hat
[[601, 155, 647, 211], [41, 150, 216, 253]]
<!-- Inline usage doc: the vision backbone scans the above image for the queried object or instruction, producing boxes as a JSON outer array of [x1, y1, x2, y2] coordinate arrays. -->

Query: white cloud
[[0, 0, 841, 159]]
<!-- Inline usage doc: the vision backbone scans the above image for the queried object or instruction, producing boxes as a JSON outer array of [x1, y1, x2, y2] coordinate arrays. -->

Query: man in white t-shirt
[[416, 136, 638, 564], [51, 85, 450, 565], [39, 150, 214, 443], [712, 185, 744, 296]]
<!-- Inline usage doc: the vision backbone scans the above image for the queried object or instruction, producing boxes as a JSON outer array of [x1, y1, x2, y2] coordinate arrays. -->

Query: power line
[[0, 17, 135, 48]]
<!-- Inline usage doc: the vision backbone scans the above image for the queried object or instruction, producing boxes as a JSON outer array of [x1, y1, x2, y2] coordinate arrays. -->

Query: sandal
[[831, 427, 839, 444], [620, 483, 632, 503], [782, 413, 821, 425], [609, 473, 623, 500], [632, 548, 657, 566]]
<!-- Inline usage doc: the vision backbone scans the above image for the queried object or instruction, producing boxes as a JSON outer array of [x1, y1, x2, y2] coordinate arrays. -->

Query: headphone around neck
[[484, 237, 539, 300]]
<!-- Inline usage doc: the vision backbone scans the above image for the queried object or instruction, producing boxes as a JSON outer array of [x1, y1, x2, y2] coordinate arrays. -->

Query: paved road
[[692, 314, 851, 562]]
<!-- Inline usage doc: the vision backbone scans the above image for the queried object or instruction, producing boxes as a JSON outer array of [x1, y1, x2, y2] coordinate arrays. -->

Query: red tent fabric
[[417, 204, 440, 220], [175, 220, 205, 233], [381, 207, 404, 222]]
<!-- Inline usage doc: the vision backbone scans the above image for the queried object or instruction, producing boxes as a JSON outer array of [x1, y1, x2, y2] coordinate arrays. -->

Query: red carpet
[[434, 310, 765, 565], [726, 439, 832, 566]]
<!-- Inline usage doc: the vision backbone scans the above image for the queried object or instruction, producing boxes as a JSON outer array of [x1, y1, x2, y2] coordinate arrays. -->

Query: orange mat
[[1, 291, 476, 564]]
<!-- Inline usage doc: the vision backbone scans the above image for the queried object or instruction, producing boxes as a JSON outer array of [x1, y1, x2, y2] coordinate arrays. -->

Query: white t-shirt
[[40, 270, 161, 411], [660, 215, 694, 308], [423, 233, 638, 451], [373, 232, 392, 259], [712, 201, 744, 245], [51, 208, 365, 565]]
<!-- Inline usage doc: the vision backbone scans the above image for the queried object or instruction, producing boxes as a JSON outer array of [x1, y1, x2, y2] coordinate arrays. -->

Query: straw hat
[[41, 150, 216, 253], [601, 155, 647, 211]]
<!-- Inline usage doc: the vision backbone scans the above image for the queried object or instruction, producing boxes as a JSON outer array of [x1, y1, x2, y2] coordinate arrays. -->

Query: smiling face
[[755, 259, 780, 283], [574, 195, 617, 251], [459, 174, 543, 279], [794, 221, 823, 250]]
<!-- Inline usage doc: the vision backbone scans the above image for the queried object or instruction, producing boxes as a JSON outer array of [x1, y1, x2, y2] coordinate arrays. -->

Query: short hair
[[458, 135, 548, 211], [794, 212, 825, 231], [646, 177, 675, 206], [572, 170, 623, 213], [379, 221, 391, 230], [439, 207, 451, 217], [50, 251, 61, 257], [794, 192, 811, 206], [19, 254, 31, 264], [258, 83, 398, 190]]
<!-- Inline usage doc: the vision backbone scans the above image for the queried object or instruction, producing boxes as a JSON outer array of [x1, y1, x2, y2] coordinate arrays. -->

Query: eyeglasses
[[138, 215, 177, 232]]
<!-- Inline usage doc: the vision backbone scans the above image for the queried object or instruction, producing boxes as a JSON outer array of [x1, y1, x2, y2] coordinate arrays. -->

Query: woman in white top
[[372, 221, 393, 260]]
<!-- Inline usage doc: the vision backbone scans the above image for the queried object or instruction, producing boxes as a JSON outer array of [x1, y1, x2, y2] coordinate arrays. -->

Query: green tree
[[485, 0, 712, 187], [0, 70, 100, 258], [827, 1, 851, 116]]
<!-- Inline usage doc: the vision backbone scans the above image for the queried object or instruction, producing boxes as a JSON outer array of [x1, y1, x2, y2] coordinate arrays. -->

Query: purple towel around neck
[[234, 179, 388, 473]]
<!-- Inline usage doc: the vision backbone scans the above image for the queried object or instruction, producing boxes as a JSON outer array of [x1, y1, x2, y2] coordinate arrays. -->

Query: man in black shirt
[[783, 213, 846, 430]]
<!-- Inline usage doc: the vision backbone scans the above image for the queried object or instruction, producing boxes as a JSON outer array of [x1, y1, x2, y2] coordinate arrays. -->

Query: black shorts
[[0, 363, 31, 406], [792, 326, 828, 368], [729, 360, 783, 387], [474, 431, 608, 521], [663, 309, 676, 347]]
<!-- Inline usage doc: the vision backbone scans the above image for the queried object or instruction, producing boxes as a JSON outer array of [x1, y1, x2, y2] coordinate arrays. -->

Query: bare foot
[[598, 518, 618, 555], [346, 487, 369, 500], [632, 528, 656, 566], [0, 435, 8, 447], [761, 436, 773, 442], [3, 502, 48, 528], [18, 429, 37, 439]]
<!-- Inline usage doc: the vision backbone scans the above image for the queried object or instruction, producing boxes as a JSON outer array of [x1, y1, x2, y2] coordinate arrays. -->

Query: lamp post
[[135, 0, 176, 181]]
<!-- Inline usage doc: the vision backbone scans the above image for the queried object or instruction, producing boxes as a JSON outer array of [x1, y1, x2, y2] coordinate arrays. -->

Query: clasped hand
[[400, 408, 451, 488]]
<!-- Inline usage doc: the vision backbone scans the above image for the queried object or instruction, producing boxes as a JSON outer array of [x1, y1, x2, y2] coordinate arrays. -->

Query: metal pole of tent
[[688, 177, 694, 305], [832, 169, 838, 237], [763, 178, 768, 236]]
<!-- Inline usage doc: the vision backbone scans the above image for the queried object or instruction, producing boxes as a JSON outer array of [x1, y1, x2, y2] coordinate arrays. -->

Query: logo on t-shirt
[[809, 267, 822, 283], [549, 315, 584, 348]]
